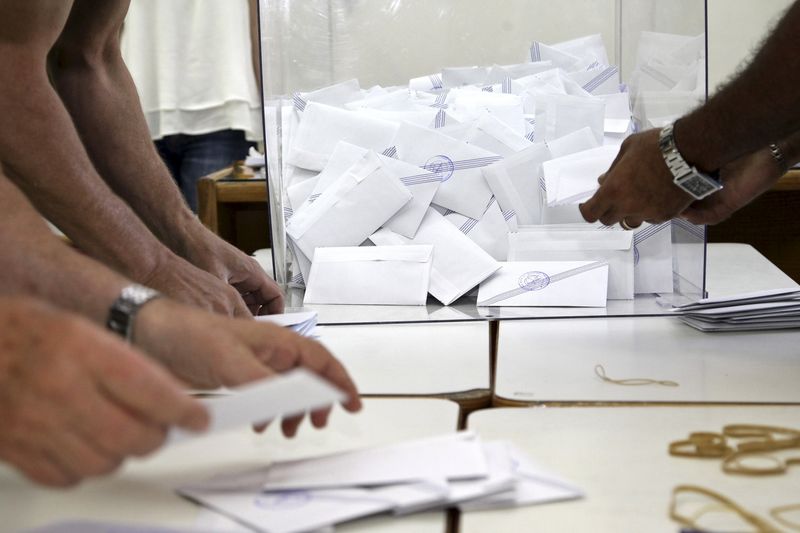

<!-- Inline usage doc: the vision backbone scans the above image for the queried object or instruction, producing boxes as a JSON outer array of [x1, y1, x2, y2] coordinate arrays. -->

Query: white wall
[[707, 0, 793, 91], [261, 0, 796, 96]]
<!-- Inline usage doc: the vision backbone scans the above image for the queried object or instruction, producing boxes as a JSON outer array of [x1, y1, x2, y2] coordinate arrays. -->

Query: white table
[[493, 243, 800, 405], [0, 398, 458, 532], [463, 406, 800, 533], [319, 322, 491, 401]]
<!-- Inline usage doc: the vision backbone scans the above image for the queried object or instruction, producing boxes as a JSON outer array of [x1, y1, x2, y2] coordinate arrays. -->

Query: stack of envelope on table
[[670, 288, 800, 332], [276, 32, 698, 308], [177, 432, 583, 533]]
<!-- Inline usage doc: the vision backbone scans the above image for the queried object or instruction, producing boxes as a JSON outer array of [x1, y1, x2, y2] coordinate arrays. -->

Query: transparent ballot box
[[259, 0, 708, 324]]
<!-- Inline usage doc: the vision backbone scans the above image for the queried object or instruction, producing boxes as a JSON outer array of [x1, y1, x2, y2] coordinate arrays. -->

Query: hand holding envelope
[[304, 246, 433, 306], [543, 145, 620, 206]]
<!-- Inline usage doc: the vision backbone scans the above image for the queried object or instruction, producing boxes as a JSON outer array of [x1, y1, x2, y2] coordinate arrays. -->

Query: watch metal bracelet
[[106, 284, 162, 341]]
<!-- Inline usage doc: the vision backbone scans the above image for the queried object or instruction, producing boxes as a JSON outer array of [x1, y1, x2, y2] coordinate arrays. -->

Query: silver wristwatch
[[659, 123, 722, 200], [106, 284, 162, 341]]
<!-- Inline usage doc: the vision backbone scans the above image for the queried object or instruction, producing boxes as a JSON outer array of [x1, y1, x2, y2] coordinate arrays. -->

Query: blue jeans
[[155, 129, 256, 212]]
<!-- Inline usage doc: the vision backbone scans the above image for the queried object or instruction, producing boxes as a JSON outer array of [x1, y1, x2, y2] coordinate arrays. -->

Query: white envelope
[[477, 261, 608, 307], [292, 79, 362, 111], [286, 152, 412, 260], [542, 145, 620, 206], [442, 66, 490, 87], [529, 41, 586, 71], [540, 128, 601, 224], [371, 208, 500, 305], [508, 228, 634, 300], [634, 222, 673, 294], [534, 93, 605, 145], [567, 65, 620, 96], [393, 123, 501, 219], [167, 369, 346, 446], [409, 72, 444, 92], [446, 90, 526, 136], [287, 102, 400, 171], [181, 486, 396, 533], [261, 432, 487, 490], [463, 113, 532, 157], [303, 246, 433, 306], [481, 142, 550, 227], [553, 33, 610, 67], [444, 199, 510, 261], [379, 156, 442, 238]]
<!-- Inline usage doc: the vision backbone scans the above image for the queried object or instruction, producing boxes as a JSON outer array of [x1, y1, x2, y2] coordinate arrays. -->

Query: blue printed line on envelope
[[429, 74, 444, 90], [634, 222, 671, 245], [477, 261, 609, 306], [672, 218, 705, 240], [292, 93, 307, 112], [582, 66, 618, 93], [530, 42, 542, 62]]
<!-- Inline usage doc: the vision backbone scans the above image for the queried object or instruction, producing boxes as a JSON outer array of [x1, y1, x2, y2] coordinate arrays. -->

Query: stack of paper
[[178, 432, 582, 533], [257, 311, 318, 337], [672, 288, 800, 331], [276, 31, 702, 305]]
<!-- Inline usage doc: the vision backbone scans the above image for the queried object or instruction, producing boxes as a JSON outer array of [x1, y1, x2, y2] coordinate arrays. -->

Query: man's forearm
[[0, 50, 173, 282], [49, 1, 202, 258], [0, 173, 128, 324], [677, 1, 800, 173]]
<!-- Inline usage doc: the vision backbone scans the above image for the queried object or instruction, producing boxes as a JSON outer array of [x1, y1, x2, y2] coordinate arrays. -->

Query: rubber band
[[669, 485, 779, 533], [594, 364, 679, 387], [669, 432, 732, 458], [771, 503, 800, 531]]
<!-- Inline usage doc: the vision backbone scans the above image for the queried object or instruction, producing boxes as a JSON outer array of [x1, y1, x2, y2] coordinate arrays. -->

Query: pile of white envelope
[[672, 288, 800, 332], [178, 432, 583, 533], [276, 32, 704, 307]]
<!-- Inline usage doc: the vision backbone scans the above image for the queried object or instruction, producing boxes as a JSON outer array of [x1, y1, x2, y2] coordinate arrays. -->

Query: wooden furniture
[[197, 168, 270, 254], [708, 170, 800, 282]]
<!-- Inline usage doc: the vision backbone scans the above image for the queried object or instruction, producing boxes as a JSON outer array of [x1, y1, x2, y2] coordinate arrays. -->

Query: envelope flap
[[313, 245, 434, 264], [511, 230, 633, 251]]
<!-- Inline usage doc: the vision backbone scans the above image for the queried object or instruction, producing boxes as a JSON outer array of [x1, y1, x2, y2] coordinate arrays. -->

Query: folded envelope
[[552, 33, 610, 67], [463, 114, 532, 157], [480, 142, 549, 228], [508, 228, 634, 300], [292, 79, 362, 111], [444, 199, 510, 261], [303, 246, 433, 306], [304, 142, 441, 239], [393, 123, 501, 219], [286, 152, 412, 260], [287, 102, 400, 171], [477, 261, 608, 307], [542, 145, 620, 206], [371, 208, 500, 305]]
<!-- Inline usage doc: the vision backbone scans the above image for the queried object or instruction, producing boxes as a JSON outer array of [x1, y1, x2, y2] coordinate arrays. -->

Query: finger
[[234, 271, 285, 316], [597, 173, 606, 185], [622, 217, 644, 230], [74, 388, 168, 458], [0, 446, 77, 488], [579, 188, 612, 223], [297, 341, 363, 413], [309, 406, 332, 429], [281, 414, 305, 438], [44, 430, 122, 479], [215, 342, 276, 388], [91, 347, 210, 431], [598, 207, 625, 227]]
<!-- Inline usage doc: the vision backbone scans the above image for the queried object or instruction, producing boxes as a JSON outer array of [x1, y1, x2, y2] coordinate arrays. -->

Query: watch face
[[677, 173, 721, 200]]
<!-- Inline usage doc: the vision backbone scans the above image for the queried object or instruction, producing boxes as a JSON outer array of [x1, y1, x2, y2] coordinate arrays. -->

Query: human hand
[[141, 250, 253, 317], [134, 299, 362, 437], [580, 129, 696, 227], [183, 228, 284, 315], [681, 147, 784, 225], [0, 297, 209, 487]]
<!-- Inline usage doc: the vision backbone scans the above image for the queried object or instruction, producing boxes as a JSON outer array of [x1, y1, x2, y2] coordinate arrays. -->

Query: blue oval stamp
[[518, 271, 550, 291], [424, 155, 455, 182], [254, 490, 312, 509]]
